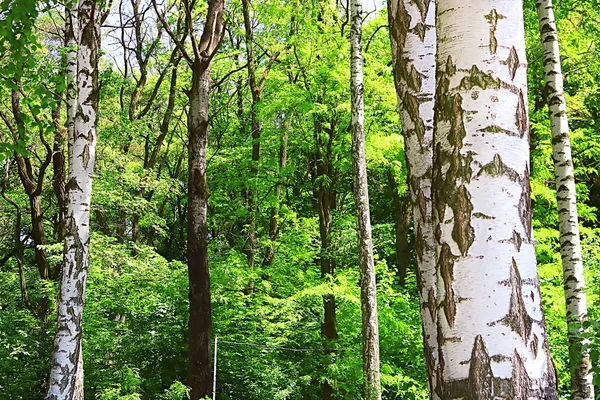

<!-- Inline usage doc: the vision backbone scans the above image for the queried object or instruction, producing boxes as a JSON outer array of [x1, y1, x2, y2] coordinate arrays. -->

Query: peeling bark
[[46, 0, 101, 398], [432, 1, 558, 397], [387, 0, 439, 397], [535, 1, 594, 398]]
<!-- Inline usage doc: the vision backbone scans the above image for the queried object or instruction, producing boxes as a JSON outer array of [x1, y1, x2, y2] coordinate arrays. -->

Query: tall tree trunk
[[54, 0, 78, 246], [46, 0, 100, 398], [314, 119, 337, 400], [181, 0, 224, 397], [387, 171, 412, 287], [350, 0, 381, 398], [30, 196, 50, 278], [535, 0, 594, 397], [52, 119, 67, 245], [432, 1, 558, 398], [240, 0, 280, 268], [387, 0, 439, 397], [186, 59, 213, 400], [147, 55, 181, 170], [2, 164, 30, 309], [263, 123, 288, 266], [12, 92, 52, 296], [29, 195, 51, 319], [242, 0, 260, 268]]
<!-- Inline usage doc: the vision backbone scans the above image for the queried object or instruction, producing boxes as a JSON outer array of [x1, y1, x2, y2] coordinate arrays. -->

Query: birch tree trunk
[[535, 0, 594, 397], [46, 0, 100, 398], [350, 1, 381, 398], [432, 1, 558, 397], [387, 0, 439, 397]]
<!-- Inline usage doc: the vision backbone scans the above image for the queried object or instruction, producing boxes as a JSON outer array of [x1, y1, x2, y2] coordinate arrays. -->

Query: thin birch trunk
[[432, 1, 558, 397], [535, 0, 594, 398], [350, 0, 381, 398], [387, 0, 439, 397], [46, 0, 100, 398]]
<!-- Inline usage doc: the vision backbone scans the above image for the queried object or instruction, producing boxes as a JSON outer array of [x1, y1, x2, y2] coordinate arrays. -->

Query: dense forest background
[[0, 0, 599, 399]]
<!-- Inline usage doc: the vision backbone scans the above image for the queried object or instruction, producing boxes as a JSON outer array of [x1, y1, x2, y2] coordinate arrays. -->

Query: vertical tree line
[[0, 0, 597, 398]]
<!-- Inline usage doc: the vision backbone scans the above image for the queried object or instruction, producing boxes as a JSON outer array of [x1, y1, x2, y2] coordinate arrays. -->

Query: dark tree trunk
[[160, 0, 225, 397], [314, 119, 337, 400], [387, 171, 412, 286], [186, 61, 213, 399], [2, 167, 30, 309], [263, 124, 288, 266], [51, 97, 67, 247]]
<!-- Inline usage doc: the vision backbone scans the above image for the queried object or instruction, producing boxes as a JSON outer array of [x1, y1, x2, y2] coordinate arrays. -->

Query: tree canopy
[[0, 0, 599, 399]]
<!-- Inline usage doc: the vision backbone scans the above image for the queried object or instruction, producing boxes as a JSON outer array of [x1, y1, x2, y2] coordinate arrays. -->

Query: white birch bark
[[46, 1, 100, 398], [387, 0, 439, 397], [350, 0, 381, 398], [433, 1, 558, 397], [66, 0, 78, 149], [535, 1, 594, 398]]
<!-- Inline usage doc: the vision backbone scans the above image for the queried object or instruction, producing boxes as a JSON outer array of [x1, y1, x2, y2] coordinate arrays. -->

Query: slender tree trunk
[[241, 0, 260, 268], [46, 0, 100, 398], [30, 195, 51, 323], [240, 0, 280, 268], [147, 55, 181, 170], [350, 1, 381, 397], [387, 0, 439, 397], [54, 0, 78, 245], [2, 165, 30, 309], [387, 171, 412, 287], [52, 124, 67, 245], [263, 124, 288, 266], [30, 196, 50, 278], [13, 156, 51, 289], [63, 1, 82, 390], [314, 119, 338, 400], [51, 93, 65, 250], [535, 1, 594, 397], [432, 1, 558, 397]]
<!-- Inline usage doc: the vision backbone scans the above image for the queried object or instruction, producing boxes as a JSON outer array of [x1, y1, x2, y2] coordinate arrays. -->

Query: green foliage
[[0, 0, 598, 399]]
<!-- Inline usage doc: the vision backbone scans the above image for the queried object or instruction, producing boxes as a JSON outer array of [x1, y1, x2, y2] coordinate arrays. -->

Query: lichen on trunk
[[387, 0, 439, 397], [46, 1, 100, 398], [432, 0, 558, 397]]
